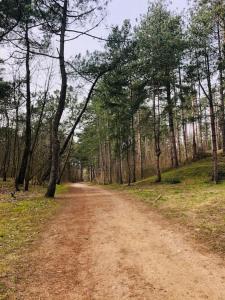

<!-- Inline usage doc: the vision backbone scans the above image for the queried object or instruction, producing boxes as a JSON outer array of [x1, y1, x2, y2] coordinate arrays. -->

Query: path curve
[[16, 183, 225, 299]]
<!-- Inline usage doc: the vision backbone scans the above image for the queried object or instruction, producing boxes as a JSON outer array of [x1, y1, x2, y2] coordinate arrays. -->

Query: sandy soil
[[15, 183, 225, 300]]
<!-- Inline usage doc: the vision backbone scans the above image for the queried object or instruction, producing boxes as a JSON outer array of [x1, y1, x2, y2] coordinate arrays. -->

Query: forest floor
[[6, 182, 225, 300], [0, 182, 66, 299], [107, 155, 225, 256]]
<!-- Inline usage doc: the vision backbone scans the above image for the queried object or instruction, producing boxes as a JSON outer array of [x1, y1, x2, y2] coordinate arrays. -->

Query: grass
[[56, 183, 69, 194], [107, 155, 225, 256], [0, 180, 67, 299]]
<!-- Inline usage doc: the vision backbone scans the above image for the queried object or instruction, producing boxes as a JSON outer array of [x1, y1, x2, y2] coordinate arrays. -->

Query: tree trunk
[[192, 92, 198, 160], [80, 163, 83, 182], [178, 67, 188, 161], [119, 130, 124, 184], [176, 119, 182, 163], [167, 82, 178, 168], [15, 21, 31, 189], [41, 120, 52, 183], [206, 54, 218, 183], [131, 116, 136, 183], [137, 111, 143, 179], [153, 91, 161, 182], [46, 0, 68, 197], [197, 85, 204, 152], [57, 136, 73, 184], [217, 21, 225, 154], [192, 121, 197, 160], [204, 108, 209, 151], [126, 142, 131, 186], [24, 76, 49, 191], [108, 140, 112, 184], [198, 53, 218, 182], [1, 109, 10, 181], [11, 86, 19, 178]]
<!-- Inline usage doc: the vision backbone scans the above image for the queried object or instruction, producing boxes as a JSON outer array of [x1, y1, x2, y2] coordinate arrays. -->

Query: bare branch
[[65, 16, 105, 42]]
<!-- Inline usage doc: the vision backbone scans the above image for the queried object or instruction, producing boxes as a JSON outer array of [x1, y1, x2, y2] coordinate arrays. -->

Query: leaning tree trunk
[[15, 21, 31, 189], [57, 135, 73, 184], [41, 120, 52, 183], [25, 76, 49, 191], [41, 71, 106, 183], [46, 0, 68, 197]]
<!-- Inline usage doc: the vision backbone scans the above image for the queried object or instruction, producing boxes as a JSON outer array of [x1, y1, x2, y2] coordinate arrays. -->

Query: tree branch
[[59, 71, 105, 156]]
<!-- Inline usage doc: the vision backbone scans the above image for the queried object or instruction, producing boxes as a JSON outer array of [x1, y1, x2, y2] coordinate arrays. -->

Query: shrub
[[164, 177, 181, 184]]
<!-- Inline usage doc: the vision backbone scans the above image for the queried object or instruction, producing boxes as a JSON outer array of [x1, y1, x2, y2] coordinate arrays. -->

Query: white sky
[[66, 0, 189, 56], [1, 0, 189, 91]]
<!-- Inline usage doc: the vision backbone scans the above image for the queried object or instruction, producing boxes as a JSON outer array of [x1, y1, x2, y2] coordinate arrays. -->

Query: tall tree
[[189, 2, 219, 182], [136, 1, 185, 168], [44, 0, 108, 197]]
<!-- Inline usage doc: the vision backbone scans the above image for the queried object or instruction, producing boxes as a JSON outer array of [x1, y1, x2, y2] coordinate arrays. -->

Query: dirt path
[[15, 183, 225, 300]]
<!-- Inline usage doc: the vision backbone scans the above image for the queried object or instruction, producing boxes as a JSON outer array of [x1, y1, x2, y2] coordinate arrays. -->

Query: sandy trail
[[16, 183, 225, 300]]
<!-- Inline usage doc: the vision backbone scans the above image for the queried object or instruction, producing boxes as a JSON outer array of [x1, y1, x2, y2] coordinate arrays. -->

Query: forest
[[0, 0, 225, 197], [2, 0, 225, 299]]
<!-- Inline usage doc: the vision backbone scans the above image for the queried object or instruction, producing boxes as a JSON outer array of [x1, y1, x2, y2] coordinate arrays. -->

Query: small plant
[[164, 177, 181, 184], [217, 170, 225, 182]]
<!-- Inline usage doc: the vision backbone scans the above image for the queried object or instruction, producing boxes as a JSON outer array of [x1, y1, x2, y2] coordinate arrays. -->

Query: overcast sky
[[2, 0, 189, 89], [69, 0, 189, 55]]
